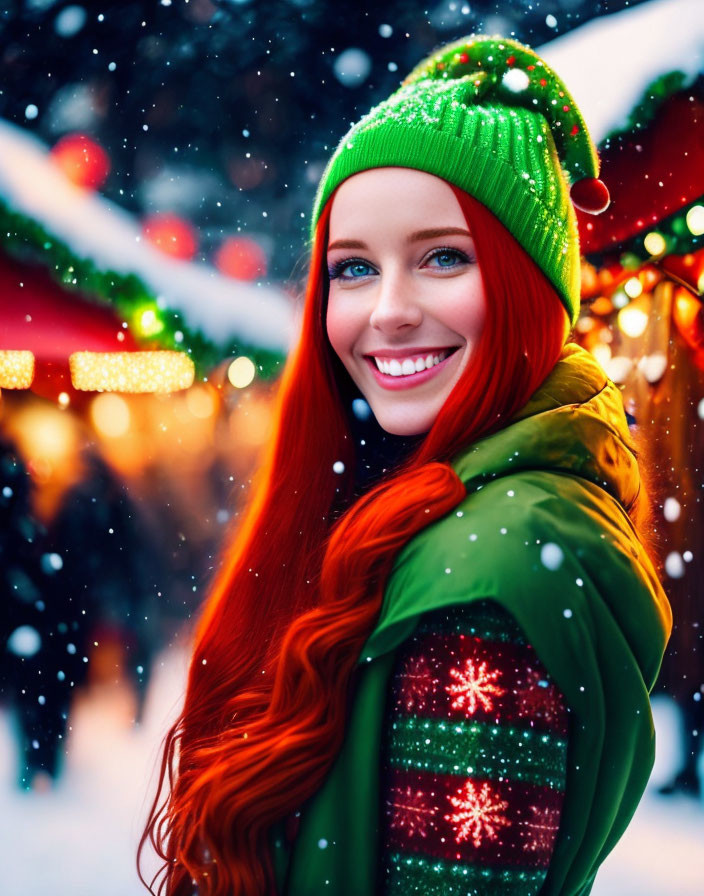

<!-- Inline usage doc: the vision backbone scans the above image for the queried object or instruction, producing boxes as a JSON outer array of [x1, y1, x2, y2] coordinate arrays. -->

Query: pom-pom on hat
[[310, 35, 610, 329]]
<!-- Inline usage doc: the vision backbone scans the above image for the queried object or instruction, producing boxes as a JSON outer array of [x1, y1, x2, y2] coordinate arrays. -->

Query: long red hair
[[137, 183, 659, 895]]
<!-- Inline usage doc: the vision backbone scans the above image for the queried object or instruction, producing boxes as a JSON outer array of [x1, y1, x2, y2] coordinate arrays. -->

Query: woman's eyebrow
[[327, 227, 473, 252]]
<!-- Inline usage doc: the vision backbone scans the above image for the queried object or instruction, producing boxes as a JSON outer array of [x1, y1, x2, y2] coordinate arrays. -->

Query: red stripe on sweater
[[382, 766, 565, 868], [391, 632, 568, 735]]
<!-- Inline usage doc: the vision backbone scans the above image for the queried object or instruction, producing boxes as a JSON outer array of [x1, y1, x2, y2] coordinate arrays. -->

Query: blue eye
[[328, 258, 374, 281], [426, 248, 469, 268]]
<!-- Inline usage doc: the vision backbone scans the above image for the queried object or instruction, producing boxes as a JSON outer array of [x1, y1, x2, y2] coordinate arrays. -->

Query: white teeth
[[374, 349, 451, 377]]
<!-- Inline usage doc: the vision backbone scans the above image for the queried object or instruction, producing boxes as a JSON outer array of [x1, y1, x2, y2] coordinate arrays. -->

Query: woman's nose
[[368, 272, 423, 332]]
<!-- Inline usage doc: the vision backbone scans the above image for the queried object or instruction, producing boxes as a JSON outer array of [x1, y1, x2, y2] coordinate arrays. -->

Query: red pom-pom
[[570, 177, 610, 214]]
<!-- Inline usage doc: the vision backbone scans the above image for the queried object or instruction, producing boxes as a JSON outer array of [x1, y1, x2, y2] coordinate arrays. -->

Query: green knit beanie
[[310, 34, 610, 328]]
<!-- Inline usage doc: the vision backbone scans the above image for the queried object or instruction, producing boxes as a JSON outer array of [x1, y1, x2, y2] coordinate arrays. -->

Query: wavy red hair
[[137, 182, 658, 895]]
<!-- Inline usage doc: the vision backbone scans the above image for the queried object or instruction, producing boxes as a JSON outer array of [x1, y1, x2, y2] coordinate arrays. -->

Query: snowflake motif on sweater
[[387, 783, 435, 839], [396, 654, 436, 713], [521, 803, 563, 853], [445, 655, 506, 715], [445, 778, 510, 846]]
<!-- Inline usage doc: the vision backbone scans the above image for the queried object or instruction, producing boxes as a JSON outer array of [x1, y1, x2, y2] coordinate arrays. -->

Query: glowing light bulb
[[70, 351, 194, 393], [623, 277, 643, 299], [138, 308, 164, 337], [643, 231, 666, 256], [227, 356, 256, 389], [605, 355, 634, 383], [0, 350, 34, 389], [91, 393, 130, 437], [592, 343, 611, 369], [686, 205, 704, 237], [637, 352, 667, 383], [618, 305, 648, 338]]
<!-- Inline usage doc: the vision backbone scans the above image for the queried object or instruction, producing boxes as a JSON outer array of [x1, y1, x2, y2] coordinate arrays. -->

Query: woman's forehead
[[327, 168, 468, 244]]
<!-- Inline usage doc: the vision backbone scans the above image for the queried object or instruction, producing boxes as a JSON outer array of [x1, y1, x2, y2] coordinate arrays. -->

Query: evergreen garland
[[584, 194, 704, 273], [0, 197, 286, 381]]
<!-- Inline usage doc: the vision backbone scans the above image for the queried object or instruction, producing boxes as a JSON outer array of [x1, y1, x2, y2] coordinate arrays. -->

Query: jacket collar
[[450, 342, 641, 511]]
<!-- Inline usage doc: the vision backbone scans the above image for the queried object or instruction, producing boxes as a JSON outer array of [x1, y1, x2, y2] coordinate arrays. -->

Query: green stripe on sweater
[[382, 850, 549, 895], [388, 715, 567, 790], [415, 599, 528, 645]]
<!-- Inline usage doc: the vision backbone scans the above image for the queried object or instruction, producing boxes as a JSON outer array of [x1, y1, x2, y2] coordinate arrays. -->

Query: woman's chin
[[369, 405, 437, 437]]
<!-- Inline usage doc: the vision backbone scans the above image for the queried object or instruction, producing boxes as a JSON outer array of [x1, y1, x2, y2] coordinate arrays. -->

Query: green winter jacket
[[271, 341, 672, 896]]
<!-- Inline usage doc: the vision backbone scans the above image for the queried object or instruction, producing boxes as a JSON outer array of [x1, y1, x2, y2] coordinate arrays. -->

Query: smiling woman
[[325, 168, 486, 435], [139, 34, 671, 896]]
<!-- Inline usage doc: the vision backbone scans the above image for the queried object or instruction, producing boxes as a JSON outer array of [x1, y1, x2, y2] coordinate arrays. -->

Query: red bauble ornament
[[215, 237, 267, 281], [143, 213, 198, 261], [660, 248, 704, 296], [50, 133, 111, 190], [570, 177, 610, 214]]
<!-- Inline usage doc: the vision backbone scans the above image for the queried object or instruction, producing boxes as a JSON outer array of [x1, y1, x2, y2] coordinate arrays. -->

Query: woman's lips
[[364, 348, 460, 391]]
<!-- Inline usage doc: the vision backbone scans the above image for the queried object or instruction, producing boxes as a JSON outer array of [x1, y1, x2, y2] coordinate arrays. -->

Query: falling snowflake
[[387, 784, 436, 839], [516, 667, 566, 726], [445, 779, 510, 847], [445, 655, 506, 715], [521, 803, 562, 853], [396, 654, 436, 712]]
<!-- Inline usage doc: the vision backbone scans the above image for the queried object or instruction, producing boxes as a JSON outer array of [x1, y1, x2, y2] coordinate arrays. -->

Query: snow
[[0, 662, 702, 895], [333, 48, 372, 87], [0, 119, 294, 353], [0, 646, 189, 895], [538, 0, 704, 143]]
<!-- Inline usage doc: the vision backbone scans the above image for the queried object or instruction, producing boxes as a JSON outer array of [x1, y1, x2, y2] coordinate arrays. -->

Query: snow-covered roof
[[539, 0, 704, 144], [1, 0, 701, 360], [0, 118, 294, 354]]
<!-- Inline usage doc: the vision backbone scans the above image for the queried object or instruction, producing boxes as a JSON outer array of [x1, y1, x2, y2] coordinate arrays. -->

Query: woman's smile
[[363, 346, 462, 390]]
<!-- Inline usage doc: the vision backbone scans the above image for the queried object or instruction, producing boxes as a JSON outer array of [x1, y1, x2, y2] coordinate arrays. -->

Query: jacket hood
[[450, 341, 641, 512]]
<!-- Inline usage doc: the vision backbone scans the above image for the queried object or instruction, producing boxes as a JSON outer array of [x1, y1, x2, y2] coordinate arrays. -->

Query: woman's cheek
[[326, 294, 357, 361], [443, 284, 487, 342]]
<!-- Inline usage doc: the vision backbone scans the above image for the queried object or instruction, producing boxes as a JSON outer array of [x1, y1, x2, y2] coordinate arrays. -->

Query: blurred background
[[0, 0, 703, 893]]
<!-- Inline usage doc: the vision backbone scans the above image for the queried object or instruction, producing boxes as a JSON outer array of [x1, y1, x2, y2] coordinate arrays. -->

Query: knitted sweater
[[378, 598, 569, 895]]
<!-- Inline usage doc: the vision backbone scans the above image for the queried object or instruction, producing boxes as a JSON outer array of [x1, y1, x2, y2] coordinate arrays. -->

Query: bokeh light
[[215, 237, 267, 280], [143, 213, 198, 260], [227, 356, 256, 388], [685, 205, 704, 236], [50, 133, 110, 190], [90, 393, 131, 438]]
